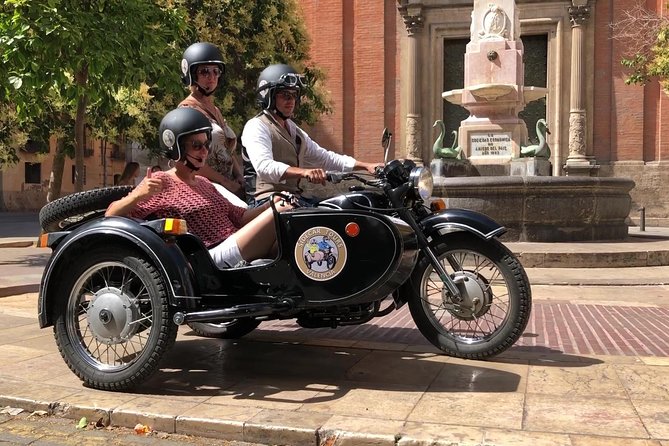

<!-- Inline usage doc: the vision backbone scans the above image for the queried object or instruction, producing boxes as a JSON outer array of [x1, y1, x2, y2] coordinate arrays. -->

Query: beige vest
[[255, 113, 307, 199]]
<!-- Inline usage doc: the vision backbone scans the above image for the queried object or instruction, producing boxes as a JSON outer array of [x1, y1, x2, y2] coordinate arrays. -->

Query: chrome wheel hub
[[86, 287, 140, 344], [444, 271, 493, 320]]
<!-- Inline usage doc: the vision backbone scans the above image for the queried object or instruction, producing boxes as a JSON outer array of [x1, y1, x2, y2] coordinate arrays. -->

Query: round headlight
[[409, 167, 433, 201]]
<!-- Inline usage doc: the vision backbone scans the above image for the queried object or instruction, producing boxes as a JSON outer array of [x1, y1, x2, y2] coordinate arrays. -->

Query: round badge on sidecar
[[294, 226, 347, 281]]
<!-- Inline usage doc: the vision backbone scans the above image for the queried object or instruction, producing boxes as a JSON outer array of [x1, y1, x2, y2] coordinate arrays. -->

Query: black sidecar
[[37, 203, 417, 390]]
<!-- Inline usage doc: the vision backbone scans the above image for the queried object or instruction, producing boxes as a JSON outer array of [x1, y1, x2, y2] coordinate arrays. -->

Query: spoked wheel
[[188, 319, 261, 339], [52, 246, 177, 391], [39, 186, 134, 232], [407, 233, 531, 359]]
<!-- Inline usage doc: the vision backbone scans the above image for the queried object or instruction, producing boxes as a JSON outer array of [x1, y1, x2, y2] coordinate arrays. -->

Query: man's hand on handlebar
[[302, 168, 327, 185]]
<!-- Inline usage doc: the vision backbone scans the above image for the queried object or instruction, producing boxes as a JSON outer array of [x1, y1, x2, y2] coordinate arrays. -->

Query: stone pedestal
[[563, 157, 600, 177], [430, 158, 479, 178], [442, 0, 547, 167], [511, 158, 552, 176]]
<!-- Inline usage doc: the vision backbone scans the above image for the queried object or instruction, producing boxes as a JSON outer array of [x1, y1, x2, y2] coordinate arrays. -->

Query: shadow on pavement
[[128, 336, 602, 400], [0, 252, 49, 267]]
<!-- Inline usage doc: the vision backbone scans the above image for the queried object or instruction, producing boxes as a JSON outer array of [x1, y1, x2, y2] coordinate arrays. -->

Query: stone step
[[505, 227, 669, 268]]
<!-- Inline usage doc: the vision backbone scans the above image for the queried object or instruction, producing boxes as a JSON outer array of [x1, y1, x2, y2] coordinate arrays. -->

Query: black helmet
[[181, 42, 225, 86], [159, 108, 212, 161], [256, 64, 307, 110]]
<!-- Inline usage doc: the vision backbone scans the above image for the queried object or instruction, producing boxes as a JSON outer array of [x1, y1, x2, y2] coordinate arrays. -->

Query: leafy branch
[[611, 2, 669, 90]]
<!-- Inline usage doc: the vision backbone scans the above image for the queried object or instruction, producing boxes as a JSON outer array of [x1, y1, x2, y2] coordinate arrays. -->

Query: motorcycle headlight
[[410, 167, 433, 201]]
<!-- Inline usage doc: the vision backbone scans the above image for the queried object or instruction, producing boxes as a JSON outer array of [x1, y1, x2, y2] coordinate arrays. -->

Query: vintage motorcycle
[[37, 130, 531, 391]]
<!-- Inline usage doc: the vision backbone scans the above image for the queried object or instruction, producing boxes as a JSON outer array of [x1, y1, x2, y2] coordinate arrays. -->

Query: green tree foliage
[[184, 0, 331, 133], [88, 0, 333, 161], [0, 0, 330, 189], [613, 3, 669, 92], [0, 0, 188, 190]]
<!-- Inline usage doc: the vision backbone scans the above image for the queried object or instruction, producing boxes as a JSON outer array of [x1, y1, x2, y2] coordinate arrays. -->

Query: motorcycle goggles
[[277, 73, 307, 89]]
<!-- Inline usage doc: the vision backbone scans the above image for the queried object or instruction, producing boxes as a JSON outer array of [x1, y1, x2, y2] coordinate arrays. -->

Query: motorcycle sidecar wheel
[[188, 319, 261, 339], [407, 233, 531, 359], [39, 186, 134, 232], [52, 246, 177, 391]]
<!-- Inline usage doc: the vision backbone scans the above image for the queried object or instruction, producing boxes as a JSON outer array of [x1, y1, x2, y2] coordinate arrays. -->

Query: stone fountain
[[441, 0, 547, 175], [431, 0, 634, 242]]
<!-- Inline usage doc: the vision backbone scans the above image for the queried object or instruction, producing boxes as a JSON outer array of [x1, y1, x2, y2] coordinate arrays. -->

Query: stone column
[[398, 3, 424, 163], [564, 0, 599, 176]]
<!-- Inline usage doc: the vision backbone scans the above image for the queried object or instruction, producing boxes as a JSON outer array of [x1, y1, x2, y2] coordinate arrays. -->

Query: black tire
[[188, 319, 261, 339], [39, 186, 134, 232], [327, 254, 336, 270], [406, 233, 531, 359], [52, 246, 177, 391]]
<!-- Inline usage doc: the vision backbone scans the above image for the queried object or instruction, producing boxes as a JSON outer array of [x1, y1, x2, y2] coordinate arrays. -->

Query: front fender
[[38, 217, 195, 328], [420, 208, 506, 241]]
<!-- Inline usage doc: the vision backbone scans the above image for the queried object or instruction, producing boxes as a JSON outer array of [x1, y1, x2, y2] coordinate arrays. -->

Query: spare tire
[[39, 186, 134, 232]]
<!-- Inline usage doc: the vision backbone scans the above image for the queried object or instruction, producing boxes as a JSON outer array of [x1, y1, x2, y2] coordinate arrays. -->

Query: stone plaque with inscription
[[470, 132, 513, 157]]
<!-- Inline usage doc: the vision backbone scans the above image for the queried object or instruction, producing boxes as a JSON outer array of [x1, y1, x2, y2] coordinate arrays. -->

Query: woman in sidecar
[[106, 107, 292, 268]]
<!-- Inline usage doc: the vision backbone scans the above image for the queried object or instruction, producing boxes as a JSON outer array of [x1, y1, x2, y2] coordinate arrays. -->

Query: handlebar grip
[[325, 171, 345, 184]]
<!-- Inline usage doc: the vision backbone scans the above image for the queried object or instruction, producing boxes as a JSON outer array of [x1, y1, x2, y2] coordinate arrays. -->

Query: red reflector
[[345, 222, 360, 237]]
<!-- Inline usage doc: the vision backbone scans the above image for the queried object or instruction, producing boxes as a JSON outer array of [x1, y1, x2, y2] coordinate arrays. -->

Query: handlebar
[[325, 171, 348, 184], [326, 169, 385, 188]]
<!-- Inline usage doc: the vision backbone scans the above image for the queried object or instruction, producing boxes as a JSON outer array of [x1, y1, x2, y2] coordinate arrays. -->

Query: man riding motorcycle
[[241, 63, 381, 205]]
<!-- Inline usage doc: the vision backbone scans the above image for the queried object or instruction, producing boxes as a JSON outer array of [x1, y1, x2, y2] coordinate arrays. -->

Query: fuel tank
[[277, 207, 417, 304]]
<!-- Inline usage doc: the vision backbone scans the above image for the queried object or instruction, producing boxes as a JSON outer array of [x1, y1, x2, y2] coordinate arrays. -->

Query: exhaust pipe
[[173, 300, 293, 325]]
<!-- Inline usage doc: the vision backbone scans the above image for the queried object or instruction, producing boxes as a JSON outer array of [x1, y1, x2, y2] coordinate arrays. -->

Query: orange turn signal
[[164, 218, 188, 235], [430, 199, 447, 212]]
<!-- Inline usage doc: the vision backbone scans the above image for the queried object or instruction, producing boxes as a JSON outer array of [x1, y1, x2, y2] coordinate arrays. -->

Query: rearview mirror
[[381, 128, 392, 164]]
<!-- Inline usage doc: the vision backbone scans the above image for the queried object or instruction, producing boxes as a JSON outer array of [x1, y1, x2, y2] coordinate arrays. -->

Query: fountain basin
[[469, 83, 515, 100], [434, 176, 635, 242]]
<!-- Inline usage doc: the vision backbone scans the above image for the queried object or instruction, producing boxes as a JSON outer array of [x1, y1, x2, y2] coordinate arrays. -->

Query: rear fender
[[420, 208, 506, 241], [38, 217, 195, 328]]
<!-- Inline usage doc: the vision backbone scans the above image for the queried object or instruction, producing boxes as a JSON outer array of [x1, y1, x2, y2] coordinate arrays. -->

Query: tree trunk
[[47, 138, 66, 202], [74, 64, 88, 192]]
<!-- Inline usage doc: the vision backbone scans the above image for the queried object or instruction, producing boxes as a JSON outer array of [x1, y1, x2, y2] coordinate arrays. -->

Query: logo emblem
[[295, 227, 347, 281], [181, 58, 189, 76], [162, 129, 175, 148], [258, 80, 268, 98]]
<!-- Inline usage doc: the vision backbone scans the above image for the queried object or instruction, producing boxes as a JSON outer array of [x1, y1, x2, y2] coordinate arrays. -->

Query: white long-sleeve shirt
[[241, 114, 356, 185]]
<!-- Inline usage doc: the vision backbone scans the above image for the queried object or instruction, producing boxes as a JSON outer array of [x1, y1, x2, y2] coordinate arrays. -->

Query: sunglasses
[[196, 67, 222, 78], [277, 90, 299, 101], [278, 73, 307, 88], [187, 140, 211, 151]]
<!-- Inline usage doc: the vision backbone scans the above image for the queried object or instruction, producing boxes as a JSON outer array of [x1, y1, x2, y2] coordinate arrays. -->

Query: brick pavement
[[1, 213, 669, 444]]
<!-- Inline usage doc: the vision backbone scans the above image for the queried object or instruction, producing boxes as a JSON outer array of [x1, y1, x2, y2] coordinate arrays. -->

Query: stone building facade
[[0, 138, 128, 211], [299, 0, 669, 226]]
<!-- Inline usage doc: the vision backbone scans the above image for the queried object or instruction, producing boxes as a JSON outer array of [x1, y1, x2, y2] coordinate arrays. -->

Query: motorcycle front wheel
[[52, 246, 177, 391], [407, 232, 531, 359]]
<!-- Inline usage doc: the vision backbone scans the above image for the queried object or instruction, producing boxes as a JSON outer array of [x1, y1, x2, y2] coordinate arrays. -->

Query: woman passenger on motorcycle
[[178, 42, 246, 200], [105, 107, 292, 268]]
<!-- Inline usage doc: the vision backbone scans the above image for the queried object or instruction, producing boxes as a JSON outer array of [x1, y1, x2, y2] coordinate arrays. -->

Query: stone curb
[[0, 387, 664, 446]]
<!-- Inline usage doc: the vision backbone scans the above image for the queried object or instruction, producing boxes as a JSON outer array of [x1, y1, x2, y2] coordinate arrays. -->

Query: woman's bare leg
[[229, 201, 291, 261]]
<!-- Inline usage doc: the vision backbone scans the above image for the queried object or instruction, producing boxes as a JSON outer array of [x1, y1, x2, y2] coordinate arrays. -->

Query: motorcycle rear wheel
[[188, 319, 261, 339], [407, 233, 531, 359], [52, 246, 177, 391]]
